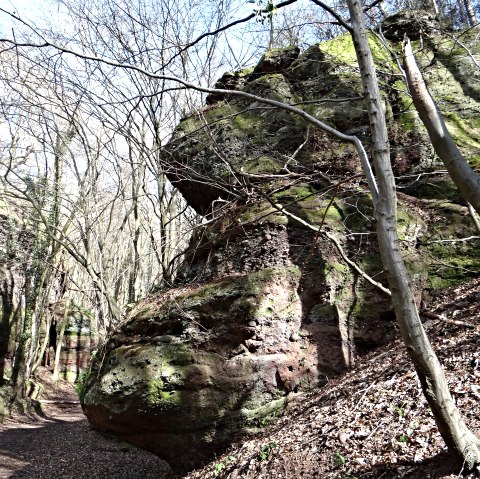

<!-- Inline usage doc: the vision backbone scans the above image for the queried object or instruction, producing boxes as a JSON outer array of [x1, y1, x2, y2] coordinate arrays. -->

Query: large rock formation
[[81, 15, 480, 472]]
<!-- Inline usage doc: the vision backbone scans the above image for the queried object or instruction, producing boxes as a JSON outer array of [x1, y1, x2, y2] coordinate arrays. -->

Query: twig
[[421, 236, 480, 244], [421, 311, 475, 329], [290, 96, 364, 106], [468, 203, 480, 234], [352, 380, 376, 412], [270, 203, 392, 296], [366, 419, 386, 441], [323, 230, 391, 296], [38, 399, 80, 404], [442, 31, 480, 69]]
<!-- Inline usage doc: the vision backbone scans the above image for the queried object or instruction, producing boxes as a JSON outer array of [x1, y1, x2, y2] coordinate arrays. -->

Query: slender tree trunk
[[463, 0, 478, 26], [127, 145, 145, 304], [52, 306, 68, 381], [428, 0, 440, 15], [0, 274, 15, 387], [26, 263, 55, 378], [403, 37, 480, 215], [468, 203, 480, 233], [346, 0, 480, 470], [10, 278, 34, 397], [269, 14, 274, 50], [31, 309, 52, 375], [458, 0, 469, 26]]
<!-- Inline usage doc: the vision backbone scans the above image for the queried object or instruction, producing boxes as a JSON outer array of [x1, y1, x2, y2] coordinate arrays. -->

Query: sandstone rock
[[251, 45, 300, 76], [82, 16, 480, 472], [381, 10, 439, 41], [82, 267, 320, 471]]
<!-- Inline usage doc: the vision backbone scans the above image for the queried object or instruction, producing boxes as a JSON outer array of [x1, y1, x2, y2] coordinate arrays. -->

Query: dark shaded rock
[[206, 67, 254, 105], [381, 10, 439, 41], [251, 45, 300, 76]]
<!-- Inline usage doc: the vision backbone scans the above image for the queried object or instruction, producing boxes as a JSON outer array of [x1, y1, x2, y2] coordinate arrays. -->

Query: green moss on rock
[[421, 201, 480, 289], [146, 379, 181, 408], [238, 201, 288, 225], [241, 397, 287, 429], [317, 32, 393, 67], [245, 73, 297, 103], [243, 156, 283, 174]]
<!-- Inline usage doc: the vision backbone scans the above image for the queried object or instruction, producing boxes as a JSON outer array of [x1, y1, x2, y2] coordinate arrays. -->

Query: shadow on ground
[[357, 451, 466, 478], [0, 405, 173, 479]]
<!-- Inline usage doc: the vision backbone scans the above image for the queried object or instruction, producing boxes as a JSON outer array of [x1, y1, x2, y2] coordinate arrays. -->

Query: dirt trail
[[0, 375, 173, 479]]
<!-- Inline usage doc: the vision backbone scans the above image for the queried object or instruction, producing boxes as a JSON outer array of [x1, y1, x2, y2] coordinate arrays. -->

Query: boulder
[[82, 16, 480, 472], [83, 267, 315, 470]]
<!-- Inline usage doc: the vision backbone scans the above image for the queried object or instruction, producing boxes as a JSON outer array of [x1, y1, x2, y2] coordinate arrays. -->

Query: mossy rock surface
[[85, 15, 480, 473], [82, 267, 319, 471]]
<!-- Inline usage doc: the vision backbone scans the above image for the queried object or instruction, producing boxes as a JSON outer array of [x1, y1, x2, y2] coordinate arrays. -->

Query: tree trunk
[[10, 278, 34, 397], [52, 307, 68, 381], [0, 274, 15, 387], [31, 310, 52, 375], [463, 0, 478, 26], [403, 37, 480, 215], [346, 0, 480, 471], [428, 0, 440, 15]]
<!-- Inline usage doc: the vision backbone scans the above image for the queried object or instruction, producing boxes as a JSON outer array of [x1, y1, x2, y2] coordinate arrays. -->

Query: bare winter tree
[[1, 0, 480, 470], [345, 0, 480, 470], [463, 0, 479, 25], [0, 44, 175, 392]]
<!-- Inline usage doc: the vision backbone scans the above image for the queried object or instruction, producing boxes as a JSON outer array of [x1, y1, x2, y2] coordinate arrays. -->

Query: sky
[[0, 0, 261, 71], [0, 0, 55, 29], [0, 0, 253, 35], [0, 0, 285, 80]]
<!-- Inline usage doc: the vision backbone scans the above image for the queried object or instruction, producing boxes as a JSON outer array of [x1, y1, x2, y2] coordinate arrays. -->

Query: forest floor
[[0, 278, 479, 479], [0, 369, 172, 478]]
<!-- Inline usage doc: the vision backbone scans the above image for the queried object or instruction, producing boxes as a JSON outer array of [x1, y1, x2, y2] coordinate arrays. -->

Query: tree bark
[[346, 0, 480, 471], [52, 307, 68, 382], [0, 274, 15, 387], [403, 37, 480, 215], [429, 0, 440, 15], [31, 310, 51, 375], [463, 0, 478, 26], [10, 278, 34, 397]]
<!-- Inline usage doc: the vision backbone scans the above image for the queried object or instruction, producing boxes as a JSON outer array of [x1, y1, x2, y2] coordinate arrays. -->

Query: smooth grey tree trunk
[[463, 0, 478, 26], [346, 0, 480, 471], [52, 306, 68, 381], [403, 37, 480, 215]]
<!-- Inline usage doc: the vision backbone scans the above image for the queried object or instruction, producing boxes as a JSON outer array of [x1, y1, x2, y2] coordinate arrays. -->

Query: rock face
[[83, 267, 318, 470], [82, 14, 480, 472]]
